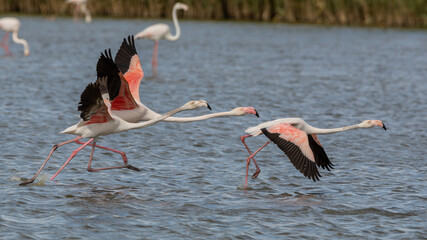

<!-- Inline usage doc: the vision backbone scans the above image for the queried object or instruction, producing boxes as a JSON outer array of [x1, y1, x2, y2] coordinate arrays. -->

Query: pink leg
[[73, 139, 141, 172], [49, 138, 94, 181], [19, 137, 83, 185], [241, 135, 261, 179], [244, 141, 270, 189], [73, 4, 80, 21], [152, 41, 159, 76], [0, 32, 11, 55]]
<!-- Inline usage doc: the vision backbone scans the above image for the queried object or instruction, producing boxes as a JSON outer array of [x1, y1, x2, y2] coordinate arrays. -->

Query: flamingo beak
[[207, 103, 212, 110], [382, 123, 387, 131], [255, 110, 259, 118]]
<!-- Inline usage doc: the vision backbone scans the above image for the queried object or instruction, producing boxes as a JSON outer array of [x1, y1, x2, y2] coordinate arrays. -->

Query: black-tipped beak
[[207, 103, 212, 111], [382, 124, 387, 131], [255, 110, 259, 118]]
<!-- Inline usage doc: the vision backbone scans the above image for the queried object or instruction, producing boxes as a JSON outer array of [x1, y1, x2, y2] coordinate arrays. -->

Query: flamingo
[[134, 2, 188, 76], [66, 0, 92, 23], [0, 17, 30, 56], [240, 118, 387, 189], [19, 52, 210, 185], [109, 36, 259, 124]]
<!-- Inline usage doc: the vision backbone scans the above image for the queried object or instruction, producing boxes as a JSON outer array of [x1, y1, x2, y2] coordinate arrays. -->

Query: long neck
[[12, 31, 29, 56], [165, 6, 181, 41], [306, 123, 362, 135], [121, 106, 186, 131], [162, 111, 237, 123]]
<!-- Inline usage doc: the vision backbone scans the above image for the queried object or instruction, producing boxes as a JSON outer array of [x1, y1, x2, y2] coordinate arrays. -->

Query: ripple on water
[[0, 17, 426, 239]]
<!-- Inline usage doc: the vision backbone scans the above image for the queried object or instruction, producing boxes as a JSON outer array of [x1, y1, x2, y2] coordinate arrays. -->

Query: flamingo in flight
[[240, 118, 387, 189], [20, 51, 210, 185], [135, 2, 188, 76], [108, 36, 259, 125], [66, 0, 92, 23], [0, 17, 30, 56]]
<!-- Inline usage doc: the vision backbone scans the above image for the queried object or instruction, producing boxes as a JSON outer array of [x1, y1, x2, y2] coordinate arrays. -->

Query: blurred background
[[1, 0, 427, 27]]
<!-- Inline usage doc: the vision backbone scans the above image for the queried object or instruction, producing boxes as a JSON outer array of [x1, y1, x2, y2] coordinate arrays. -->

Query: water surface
[[0, 16, 426, 239]]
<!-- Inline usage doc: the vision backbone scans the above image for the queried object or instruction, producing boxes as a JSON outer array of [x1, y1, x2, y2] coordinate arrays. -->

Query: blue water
[[0, 16, 426, 239]]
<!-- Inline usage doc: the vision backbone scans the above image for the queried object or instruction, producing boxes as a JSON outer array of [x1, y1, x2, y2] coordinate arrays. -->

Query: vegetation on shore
[[1, 0, 426, 27]]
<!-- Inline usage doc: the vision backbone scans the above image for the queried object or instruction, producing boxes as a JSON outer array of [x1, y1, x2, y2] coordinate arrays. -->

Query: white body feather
[[245, 118, 305, 136]]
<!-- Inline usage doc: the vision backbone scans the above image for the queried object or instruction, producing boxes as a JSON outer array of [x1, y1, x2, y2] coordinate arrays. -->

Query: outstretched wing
[[261, 123, 321, 182], [308, 134, 334, 171], [114, 35, 144, 103], [95, 49, 121, 100], [96, 45, 139, 111], [77, 80, 113, 124]]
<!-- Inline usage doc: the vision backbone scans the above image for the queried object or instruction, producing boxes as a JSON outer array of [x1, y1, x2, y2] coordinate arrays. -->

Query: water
[[1, 16, 426, 239]]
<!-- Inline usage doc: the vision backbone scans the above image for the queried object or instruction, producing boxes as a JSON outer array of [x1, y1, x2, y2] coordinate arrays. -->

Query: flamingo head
[[24, 49, 30, 56], [231, 107, 259, 117], [182, 100, 211, 111], [359, 120, 387, 130], [175, 2, 189, 11]]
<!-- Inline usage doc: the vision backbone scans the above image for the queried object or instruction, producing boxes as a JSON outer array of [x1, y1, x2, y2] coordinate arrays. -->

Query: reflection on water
[[0, 16, 426, 239]]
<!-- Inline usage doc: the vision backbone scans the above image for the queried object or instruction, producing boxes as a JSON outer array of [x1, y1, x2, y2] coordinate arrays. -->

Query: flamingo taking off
[[108, 36, 259, 124], [135, 2, 188, 76], [240, 118, 387, 189], [66, 0, 92, 23], [19, 50, 210, 185], [0, 17, 30, 56]]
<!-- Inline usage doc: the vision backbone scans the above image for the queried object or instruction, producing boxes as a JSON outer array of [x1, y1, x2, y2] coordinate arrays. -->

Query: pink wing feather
[[114, 35, 144, 103], [267, 123, 315, 161], [261, 123, 321, 181]]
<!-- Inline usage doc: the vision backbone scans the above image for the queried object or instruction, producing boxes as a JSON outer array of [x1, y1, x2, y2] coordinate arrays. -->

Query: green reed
[[1, 0, 426, 27]]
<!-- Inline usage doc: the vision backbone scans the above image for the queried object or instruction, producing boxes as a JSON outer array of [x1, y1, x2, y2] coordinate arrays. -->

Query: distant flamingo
[[0, 17, 30, 56], [108, 36, 259, 124], [135, 2, 188, 76], [241, 118, 387, 189], [66, 0, 92, 23], [20, 53, 210, 185]]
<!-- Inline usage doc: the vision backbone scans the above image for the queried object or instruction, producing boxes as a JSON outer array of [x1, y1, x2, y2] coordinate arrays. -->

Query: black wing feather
[[114, 35, 138, 74], [307, 135, 335, 171], [95, 49, 121, 100], [78, 82, 102, 121], [261, 128, 321, 182]]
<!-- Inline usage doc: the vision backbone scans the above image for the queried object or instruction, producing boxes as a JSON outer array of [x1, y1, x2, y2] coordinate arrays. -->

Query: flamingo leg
[[244, 141, 271, 190], [152, 41, 159, 76], [240, 135, 261, 179], [0, 32, 11, 55], [73, 4, 80, 21], [19, 137, 83, 185], [49, 138, 94, 181], [73, 139, 141, 172]]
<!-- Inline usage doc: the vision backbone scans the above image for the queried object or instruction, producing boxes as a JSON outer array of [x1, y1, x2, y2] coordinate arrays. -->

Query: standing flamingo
[[66, 0, 92, 23], [0, 17, 30, 56], [240, 118, 387, 189], [109, 36, 259, 124], [19, 53, 210, 185], [135, 2, 188, 76]]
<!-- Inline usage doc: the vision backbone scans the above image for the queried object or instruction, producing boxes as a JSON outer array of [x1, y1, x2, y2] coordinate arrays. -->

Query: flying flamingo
[[240, 118, 387, 189], [19, 53, 210, 185], [63, 36, 256, 158], [66, 0, 92, 23], [0, 17, 30, 56], [109, 36, 259, 124], [135, 2, 188, 76]]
